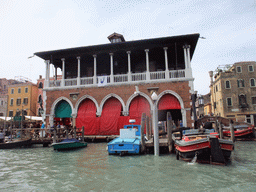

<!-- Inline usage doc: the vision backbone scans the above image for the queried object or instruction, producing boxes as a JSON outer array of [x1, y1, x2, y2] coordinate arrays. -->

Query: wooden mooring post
[[166, 112, 173, 153], [218, 121, 223, 139], [230, 119, 235, 142], [65, 126, 69, 139], [146, 116, 149, 140], [10, 126, 13, 141], [53, 128, 57, 143], [149, 117, 152, 140], [140, 113, 146, 153], [74, 126, 77, 139], [82, 126, 84, 141]]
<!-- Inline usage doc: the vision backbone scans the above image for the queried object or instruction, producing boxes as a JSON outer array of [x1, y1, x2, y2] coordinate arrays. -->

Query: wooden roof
[[34, 33, 200, 68]]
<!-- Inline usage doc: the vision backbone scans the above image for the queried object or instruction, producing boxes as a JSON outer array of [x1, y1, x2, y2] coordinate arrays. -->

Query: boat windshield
[[126, 125, 139, 130]]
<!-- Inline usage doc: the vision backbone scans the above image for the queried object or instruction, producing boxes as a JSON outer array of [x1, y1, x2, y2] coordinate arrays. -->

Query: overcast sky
[[0, 0, 255, 95]]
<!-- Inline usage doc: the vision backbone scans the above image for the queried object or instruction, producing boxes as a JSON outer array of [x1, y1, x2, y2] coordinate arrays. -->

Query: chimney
[[209, 71, 213, 85], [107, 32, 125, 43]]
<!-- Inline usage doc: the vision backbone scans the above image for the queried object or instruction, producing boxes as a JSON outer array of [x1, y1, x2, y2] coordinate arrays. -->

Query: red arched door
[[76, 99, 98, 135]]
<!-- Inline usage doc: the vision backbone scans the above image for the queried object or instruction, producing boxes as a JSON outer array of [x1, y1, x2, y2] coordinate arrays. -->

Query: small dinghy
[[52, 138, 87, 151]]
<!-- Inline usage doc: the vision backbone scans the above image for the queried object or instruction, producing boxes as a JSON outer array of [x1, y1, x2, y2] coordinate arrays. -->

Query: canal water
[[0, 141, 255, 192]]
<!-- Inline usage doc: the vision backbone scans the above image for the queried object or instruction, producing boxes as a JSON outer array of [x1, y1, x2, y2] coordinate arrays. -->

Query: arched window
[[225, 80, 231, 89], [38, 82, 43, 88], [250, 79, 255, 87], [38, 95, 42, 106], [239, 94, 248, 109]]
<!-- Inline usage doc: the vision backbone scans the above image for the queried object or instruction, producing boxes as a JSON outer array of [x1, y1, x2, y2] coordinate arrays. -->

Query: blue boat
[[107, 123, 142, 156]]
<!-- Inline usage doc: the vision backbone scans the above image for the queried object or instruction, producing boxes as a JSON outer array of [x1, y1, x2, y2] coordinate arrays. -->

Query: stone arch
[[99, 93, 126, 116], [50, 96, 75, 117], [156, 90, 184, 109], [75, 95, 100, 116], [157, 90, 186, 127], [126, 92, 153, 113]]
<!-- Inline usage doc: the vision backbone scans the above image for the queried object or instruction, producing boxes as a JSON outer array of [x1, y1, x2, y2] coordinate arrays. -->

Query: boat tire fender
[[176, 150, 179, 160], [120, 151, 127, 157]]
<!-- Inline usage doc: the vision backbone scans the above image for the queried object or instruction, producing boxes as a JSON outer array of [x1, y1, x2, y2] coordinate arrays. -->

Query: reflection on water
[[0, 142, 256, 192]]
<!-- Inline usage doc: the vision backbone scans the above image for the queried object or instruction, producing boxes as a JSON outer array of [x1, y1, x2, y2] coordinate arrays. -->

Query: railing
[[47, 69, 187, 88], [114, 74, 128, 83], [169, 69, 185, 78], [150, 71, 165, 80], [49, 80, 61, 87], [65, 79, 77, 86], [132, 72, 146, 82], [5, 127, 83, 143], [81, 77, 93, 85]]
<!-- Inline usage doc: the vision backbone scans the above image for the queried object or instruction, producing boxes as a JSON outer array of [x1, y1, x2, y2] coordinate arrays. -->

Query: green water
[[0, 141, 256, 192]]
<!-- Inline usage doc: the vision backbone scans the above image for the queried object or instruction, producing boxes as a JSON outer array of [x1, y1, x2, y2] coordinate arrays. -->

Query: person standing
[[40, 122, 46, 137], [179, 120, 183, 128]]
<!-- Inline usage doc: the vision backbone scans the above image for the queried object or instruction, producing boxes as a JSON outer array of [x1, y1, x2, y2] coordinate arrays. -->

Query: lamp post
[[151, 91, 159, 156]]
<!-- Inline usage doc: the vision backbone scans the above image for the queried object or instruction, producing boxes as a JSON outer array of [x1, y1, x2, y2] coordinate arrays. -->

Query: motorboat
[[196, 116, 255, 140], [51, 138, 87, 151], [107, 120, 141, 156], [0, 136, 32, 149], [223, 123, 255, 139], [174, 129, 234, 164]]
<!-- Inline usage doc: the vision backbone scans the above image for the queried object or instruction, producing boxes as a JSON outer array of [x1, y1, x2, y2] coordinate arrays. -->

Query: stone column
[[163, 47, 169, 79], [145, 49, 150, 81], [122, 111, 129, 116], [77, 56, 81, 86], [71, 113, 77, 128], [93, 54, 97, 85], [183, 46, 188, 69], [186, 45, 191, 69], [183, 45, 191, 69], [61, 58, 65, 87], [183, 45, 192, 78], [45, 60, 50, 88], [55, 66, 58, 81], [181, 108, 187, 127], [110, 53, 114, 83], [49, 114, 55, 127], [127, 51, 131, 82]]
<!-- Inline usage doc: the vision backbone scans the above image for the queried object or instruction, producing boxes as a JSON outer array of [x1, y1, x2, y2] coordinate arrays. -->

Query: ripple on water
[[0, 142, 256, 191]]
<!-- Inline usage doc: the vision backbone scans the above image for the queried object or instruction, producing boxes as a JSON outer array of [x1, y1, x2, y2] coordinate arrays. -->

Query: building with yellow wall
[[7, 82, 38, 117], [209, 61, 256, 124]]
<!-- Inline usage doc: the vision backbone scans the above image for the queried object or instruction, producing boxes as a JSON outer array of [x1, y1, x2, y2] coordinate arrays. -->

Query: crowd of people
[[0, 121, 74, 140]]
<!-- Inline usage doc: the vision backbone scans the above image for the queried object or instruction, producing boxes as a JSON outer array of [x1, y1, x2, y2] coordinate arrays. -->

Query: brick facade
[[45, 81, 193, 127]]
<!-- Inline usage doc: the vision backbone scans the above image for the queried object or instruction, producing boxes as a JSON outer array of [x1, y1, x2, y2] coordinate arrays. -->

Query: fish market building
[[34, 33, 200, 136]]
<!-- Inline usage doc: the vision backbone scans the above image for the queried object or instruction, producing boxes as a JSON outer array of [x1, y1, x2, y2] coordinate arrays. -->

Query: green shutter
[[55, 100, 72, 118]]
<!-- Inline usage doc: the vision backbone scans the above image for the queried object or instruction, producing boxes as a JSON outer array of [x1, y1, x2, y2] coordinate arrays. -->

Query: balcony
[[47, 69, 189, 89]]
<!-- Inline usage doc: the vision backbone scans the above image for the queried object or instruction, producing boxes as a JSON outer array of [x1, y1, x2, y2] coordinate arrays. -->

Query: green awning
[[55, 100, 72, 118], [13, 116, 25, 122]]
